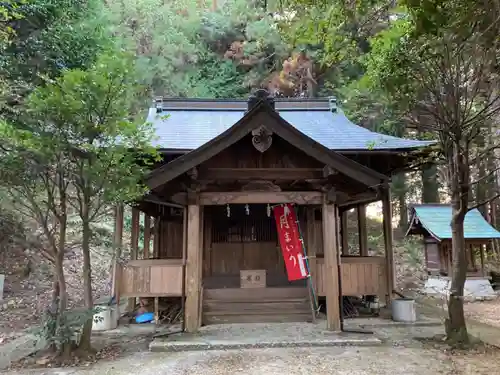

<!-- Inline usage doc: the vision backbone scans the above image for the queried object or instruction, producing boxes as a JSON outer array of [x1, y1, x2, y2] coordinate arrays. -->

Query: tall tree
[[0, 107, 74, 357], [0, 0, 108, 120], [106, 0, 288, 97], [26, 52, 158, 352], [365, 0, 500, 345]]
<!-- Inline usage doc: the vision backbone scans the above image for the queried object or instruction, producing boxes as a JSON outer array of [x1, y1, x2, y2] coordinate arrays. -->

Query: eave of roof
[[148, 98, 436, 152], [146, 99, 389, 190], [406, 204, 500, 240]]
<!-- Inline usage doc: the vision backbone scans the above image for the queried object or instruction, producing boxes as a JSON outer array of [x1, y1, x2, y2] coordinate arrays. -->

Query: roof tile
[[146, 105, 434, 151], [411, 205, 500, 240]]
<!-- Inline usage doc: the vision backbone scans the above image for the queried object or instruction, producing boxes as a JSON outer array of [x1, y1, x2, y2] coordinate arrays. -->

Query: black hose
[[392, 289, 407, 299]]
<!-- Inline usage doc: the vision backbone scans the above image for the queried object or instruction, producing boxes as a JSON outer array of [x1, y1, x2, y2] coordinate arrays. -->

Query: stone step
[[203, 312, 313, 325], [204, 287, 308, 301], [203, 302, 312, 315]]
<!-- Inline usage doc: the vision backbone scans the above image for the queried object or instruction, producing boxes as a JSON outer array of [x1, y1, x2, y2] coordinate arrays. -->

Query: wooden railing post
[[341, 210, 349, 255], [111, 204, 124, 300], [382, 188, 394, 305], [358, 204, 368, 256], [322, 194, 341, 331], [144, 215, 151, 259], [128, 207, 140, 311]]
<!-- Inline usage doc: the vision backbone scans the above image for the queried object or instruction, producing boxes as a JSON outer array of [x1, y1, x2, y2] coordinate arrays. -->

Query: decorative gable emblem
[[251, 125, 273, 153]]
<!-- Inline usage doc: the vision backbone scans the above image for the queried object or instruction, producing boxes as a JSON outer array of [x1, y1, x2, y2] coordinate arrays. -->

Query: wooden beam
[[339, 194, 378, 209], [358, 204, 368, 256], [128, 207, 140, 311], [143, 215, 151, 259], [322, 165, 337, 177], [324, 187, 336, 204], [480, 244, 486, 277], [171, 193, 188, 206], [111, 204, 124, 299], [153, 217, 161, 258], [341, 210, 349, 255], [185, 204, 201, 332], [130, 208, 140, 260], [322, 195, 341, 331], [200, 191, 322, 205], [181, 207, 187, 331], [199, 167, 324, 181], [381, 189, 394, 305]]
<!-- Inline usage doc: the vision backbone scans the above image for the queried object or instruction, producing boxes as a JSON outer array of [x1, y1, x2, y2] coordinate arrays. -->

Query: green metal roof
[[408, 204, 500, 240]]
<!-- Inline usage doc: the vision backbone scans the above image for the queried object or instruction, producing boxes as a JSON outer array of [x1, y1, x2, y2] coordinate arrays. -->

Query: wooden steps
[[202, 287, 313, 325]]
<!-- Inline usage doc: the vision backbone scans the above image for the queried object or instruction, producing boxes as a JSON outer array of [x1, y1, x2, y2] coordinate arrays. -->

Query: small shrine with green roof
[[406, 204, 500, 298]]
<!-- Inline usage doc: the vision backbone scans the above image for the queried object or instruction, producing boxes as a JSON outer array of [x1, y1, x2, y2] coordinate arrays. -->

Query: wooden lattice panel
[[119, 259, 183, 297]]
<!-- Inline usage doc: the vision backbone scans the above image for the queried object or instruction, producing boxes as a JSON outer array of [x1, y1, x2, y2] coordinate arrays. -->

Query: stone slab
[[345, 316, 442, 328], [424, 277, 497, 300], [149, 322, 382, 352], [149, 336, 382, 352]]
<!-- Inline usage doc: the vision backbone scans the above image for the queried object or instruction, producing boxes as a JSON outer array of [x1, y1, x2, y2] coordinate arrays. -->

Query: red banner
[[273, 203, 309, 281]]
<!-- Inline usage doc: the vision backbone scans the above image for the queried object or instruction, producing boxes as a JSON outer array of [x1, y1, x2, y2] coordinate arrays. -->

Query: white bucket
[[92, 304, 118, 331], [0, 274, 4, 300], [391, 298, 417, 323]]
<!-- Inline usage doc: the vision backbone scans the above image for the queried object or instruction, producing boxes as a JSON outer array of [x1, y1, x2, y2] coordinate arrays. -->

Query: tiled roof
[[409, 204, 500, 240], [146, 98, 435, 151]]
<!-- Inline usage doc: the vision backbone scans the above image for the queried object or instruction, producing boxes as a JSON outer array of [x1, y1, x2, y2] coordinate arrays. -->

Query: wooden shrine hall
[[112, 90, 433, 332]]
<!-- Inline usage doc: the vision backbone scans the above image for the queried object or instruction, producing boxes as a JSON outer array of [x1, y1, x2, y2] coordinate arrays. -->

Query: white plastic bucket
[[92, 304, 118, 331], [391, 298, 417, 322]]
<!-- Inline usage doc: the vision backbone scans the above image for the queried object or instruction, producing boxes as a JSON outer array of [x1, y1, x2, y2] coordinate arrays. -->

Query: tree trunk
[[55, 208, 73, 359], [475, 133, 487, 216], [78, 196, 94, 353], [392, 173, 408, 229], [446, 209, 469, 345], [47, 272, 60, 352], [422, 164, 440, 203], [445, 146, 470, 346]]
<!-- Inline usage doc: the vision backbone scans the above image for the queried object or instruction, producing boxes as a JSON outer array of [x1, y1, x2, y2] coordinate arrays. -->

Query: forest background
[[1, 0, 499, 353]]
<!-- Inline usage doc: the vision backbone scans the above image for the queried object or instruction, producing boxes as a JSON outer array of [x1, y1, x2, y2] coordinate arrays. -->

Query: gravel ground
[[5, 324, 500, 375], [464, 299, 500, 328], [2, 346, 454, 375]]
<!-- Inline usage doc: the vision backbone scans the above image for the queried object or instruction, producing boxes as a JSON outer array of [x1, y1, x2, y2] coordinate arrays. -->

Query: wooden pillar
[[153, 217, 161, 258], [128, 207, 140, 311], [341, 210, 349, 255], [111, 204, 124, 299], [382, 189, 394, 305], [306, 207, 317, 304], [358, 204, 368, 256], [130, 208, 140, 260], [322, 195, 341, 331], [185, 204, 202, 332], [143, 215, 151, 259], [480, 244, 486, 277]]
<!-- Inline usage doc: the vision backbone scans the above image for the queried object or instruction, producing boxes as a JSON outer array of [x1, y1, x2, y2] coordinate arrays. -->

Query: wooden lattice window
[[209, 204, 277, 243]]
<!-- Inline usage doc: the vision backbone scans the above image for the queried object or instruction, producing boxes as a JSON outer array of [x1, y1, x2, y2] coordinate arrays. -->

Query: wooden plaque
[[240, 270, 266, 288]]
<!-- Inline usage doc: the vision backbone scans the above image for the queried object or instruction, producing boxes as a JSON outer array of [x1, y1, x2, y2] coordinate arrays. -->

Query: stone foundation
[[424, 276, 497, 301]]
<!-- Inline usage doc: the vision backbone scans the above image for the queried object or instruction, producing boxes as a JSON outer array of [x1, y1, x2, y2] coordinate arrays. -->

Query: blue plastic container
[[135, 312, 154, 323]]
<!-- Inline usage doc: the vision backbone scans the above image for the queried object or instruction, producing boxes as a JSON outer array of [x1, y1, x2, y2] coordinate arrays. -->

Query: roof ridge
[[154, 97, 334, 112]]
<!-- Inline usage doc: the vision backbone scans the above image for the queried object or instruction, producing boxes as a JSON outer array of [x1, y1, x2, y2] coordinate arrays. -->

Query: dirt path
[[5, 323, 500, 375], [5, 345, 500, 375]]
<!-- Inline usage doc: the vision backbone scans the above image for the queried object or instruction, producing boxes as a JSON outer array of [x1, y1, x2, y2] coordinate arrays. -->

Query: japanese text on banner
[[273, 203, 308, 281]]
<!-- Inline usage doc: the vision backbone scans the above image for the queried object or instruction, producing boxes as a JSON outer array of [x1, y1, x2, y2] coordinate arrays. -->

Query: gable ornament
[[251, 125, 273, 153]]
